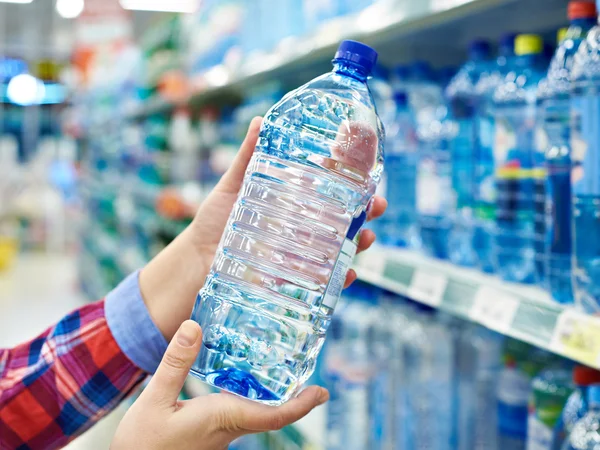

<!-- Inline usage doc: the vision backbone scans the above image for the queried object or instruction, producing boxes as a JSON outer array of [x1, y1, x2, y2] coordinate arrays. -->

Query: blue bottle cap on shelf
[[469, 39, 492, 60], [589, 385, 600, 407], [499, 33, 517, 56], [394, 64, 411, 81], [393, 91, 408, 107], [334, 40, 378, 75]]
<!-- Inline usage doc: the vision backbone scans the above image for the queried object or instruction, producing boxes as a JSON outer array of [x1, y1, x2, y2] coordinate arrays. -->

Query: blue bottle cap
[[334, 40, 378, 75], [499, 33, 517, 56], [469, 39, 492, 60], [588, 385, 600, 407], [394, 64, 411, 81], [393, 91, 408, 107]]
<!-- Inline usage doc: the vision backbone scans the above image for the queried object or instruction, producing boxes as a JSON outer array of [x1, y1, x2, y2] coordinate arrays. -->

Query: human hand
[[139, 117, 387, 340], [111, 321, 328, 450]]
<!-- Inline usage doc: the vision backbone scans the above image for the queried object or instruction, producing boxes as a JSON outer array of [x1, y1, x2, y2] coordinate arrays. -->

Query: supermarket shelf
[[127, 0, 568, 119], [355, 246, 600, 369]]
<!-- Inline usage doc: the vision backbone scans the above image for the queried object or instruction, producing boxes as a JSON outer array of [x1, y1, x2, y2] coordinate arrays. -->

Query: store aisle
[[0, 253, 128, 449]]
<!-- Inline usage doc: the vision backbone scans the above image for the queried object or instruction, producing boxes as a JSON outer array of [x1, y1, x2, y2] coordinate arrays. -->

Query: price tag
[[356, 249, 386, 277], [407, 269, 447, 307], [551, 310, 600, 367], [470, 286, 519, 333]]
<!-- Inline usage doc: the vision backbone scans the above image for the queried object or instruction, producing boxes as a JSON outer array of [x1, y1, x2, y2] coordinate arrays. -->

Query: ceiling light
[[7, 74, 45, 106], [0, 0, 34, 3], [119, 0, 197, 13], [56, 0, 84, 18]]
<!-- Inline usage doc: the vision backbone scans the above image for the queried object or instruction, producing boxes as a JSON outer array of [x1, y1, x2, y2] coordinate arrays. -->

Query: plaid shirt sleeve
[[0, 271, 168, 450]]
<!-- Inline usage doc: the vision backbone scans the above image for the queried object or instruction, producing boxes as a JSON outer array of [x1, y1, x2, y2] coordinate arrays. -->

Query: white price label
[[356, 249, 386, 277], [407, 269, 447, 306], [470, 286, 519, 333], [551, 309, 600, 367]]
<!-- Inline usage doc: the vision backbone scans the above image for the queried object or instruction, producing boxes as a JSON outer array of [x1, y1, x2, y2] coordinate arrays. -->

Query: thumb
[[143, 320, 202, 406], [216, 116, 262, 193]]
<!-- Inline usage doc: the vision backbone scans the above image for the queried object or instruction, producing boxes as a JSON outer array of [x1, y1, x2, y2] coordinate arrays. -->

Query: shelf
[[126, 0, 568, 120], [355, 246, 600, 369]]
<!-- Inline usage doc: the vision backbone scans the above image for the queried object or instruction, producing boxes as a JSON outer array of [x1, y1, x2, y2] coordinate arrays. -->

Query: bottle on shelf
[[190, 40, 384, 404], [493, 34, 547, 284], [457, 324, 503, 450], [473, 33, 517, 274], [539, 1, 598, 304], [570, 0, 600, 313], [446, 39, 494, 267], [553, 366, 600, 448], [526, 367, 574, 450], [564, 384, 600, 450], [377, 90, 420, 248]]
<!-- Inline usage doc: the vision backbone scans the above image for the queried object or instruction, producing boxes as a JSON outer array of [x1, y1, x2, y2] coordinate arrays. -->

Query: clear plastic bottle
[[446, 40, 494, 267], [570, 0, 600, 313], [404, 306, 455, 450], [552, 366, 600, 449], [493, 34, 547, 284], [473, 34, 517, 273], [563, 385, 600, 450], [377, 91, 420, 248], [539, 2, 597, 304], [457, 325, 503, 450], [190, 40, 384, 404]]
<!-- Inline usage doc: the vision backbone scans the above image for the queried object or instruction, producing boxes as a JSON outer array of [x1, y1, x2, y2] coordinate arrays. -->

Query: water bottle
[[404, 306, 455, 449], [526, 368, 574, 450], [190, 40, 384, 404], [377, 91, 420, 248], [539, 2, 597, 304], [446, 40, 494, 267], [497, 340, 560, 450], [493, 34, 547, 284], [457, 325, 503, 450], [474, 34, 517, 273], [570, 0, 600, 313], [338, 286, 377, 450], [552, 366, 600, 448], [564, 385, 600, 449]]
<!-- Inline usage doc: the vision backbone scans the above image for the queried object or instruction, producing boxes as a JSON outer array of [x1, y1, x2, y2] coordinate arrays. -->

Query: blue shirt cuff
[[105, 270, 168, 374]]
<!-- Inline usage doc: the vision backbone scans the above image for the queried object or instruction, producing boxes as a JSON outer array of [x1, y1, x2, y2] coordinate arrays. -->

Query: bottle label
[[497, 367, 531, 440], [571, 95, 600, 195], [475, 114, 496, 221], [451, 118, 476, 211], [323, 211, 366, 309]]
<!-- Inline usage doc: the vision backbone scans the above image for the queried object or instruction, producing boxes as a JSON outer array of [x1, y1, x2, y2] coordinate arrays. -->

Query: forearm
[[139, 226, 207, 341], [0, 301, 147, 449]]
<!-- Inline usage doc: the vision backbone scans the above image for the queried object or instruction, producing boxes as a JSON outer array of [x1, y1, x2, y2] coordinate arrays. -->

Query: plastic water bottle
[[404, 306, 455, 449], [473, 34, 517, 273], [526, 368, 574, 450], [190, 40, 384, 404], [446, 40, 494, 267], [539, 2, 597, 303], [552, 366, 600, 449], [497, 340, 560, 450], [570, 0, 600, 313], [457, 325, 503, 450], [564, 385, 600, 450], [377, 91, 420, 248], [493, 34, 547, 284]]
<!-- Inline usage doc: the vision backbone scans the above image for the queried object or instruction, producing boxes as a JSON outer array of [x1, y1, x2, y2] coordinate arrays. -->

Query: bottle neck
[[333, 61, 369, 82]]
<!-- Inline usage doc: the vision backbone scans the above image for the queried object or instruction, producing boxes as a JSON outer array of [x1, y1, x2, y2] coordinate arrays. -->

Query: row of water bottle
[[373, 0, 600, 312], [324, 282, 600, 450]]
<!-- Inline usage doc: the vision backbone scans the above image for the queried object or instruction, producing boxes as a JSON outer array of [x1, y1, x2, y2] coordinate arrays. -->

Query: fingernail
[[317, 388, 329, 405], [177, 321, 199, 347]]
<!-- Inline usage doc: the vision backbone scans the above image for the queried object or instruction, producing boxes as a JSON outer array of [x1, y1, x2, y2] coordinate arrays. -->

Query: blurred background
[[0, 0, 594, 449]]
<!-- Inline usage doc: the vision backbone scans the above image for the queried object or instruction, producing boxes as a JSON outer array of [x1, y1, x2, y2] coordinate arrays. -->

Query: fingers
[[356, 229, 376, 254], [344, 269, 358, 289], [234, 386, 329, 432], [143, 320, 202, 407], [367, 196, 387, 222], [217, 116, 262, 193]]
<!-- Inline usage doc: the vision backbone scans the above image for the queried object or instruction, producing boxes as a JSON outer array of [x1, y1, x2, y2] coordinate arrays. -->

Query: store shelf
[[355, 246, 600, 369], [127, 0, 568, 120]]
